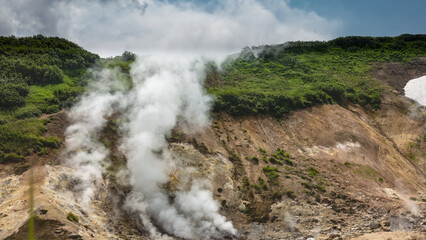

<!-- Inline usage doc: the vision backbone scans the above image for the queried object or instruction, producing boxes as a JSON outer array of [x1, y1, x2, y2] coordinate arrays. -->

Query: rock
[[238, 202, 247, 211], [369, 222, 381, 230], [68, 234, 82, 239]]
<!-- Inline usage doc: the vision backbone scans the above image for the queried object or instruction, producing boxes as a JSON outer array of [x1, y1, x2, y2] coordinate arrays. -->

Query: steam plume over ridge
[[64, 55, 237, 239]]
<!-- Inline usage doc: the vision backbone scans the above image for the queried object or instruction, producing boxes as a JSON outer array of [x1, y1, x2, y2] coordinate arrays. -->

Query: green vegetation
[[283, 158, 294, 166], [0, 35, 99, 163], [286, 190, 296, 199], [207, 34, 426, 116], [352, 164, 379, 180], [263, 165, 279, 185], [257, 177, 268, 191], [66, 212, 79, 223], [307, 166, 319, 177], [250, 156, 259, 164]]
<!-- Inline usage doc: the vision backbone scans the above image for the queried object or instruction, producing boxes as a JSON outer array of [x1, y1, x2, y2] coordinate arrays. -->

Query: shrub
[[301, 182, 312, 190], [0, 84, 27, 109], [263, 166, 279, 185], [39, 136, 62, 148], [0, 151, 25, 163], [284, 158, 294, 166], [258, 177, 268, 190], [286, 190, 296, 199], [45, 104, 59, 114], [0, 119, 46, 155], [229, 152, 241, 162], [269, 156, 283, 165], [307, 166, 319, 177], [250, 156, 259, 164], [14, 106, 43, 119], [66, 212, 79, 223], [273, 191, 283, 200]]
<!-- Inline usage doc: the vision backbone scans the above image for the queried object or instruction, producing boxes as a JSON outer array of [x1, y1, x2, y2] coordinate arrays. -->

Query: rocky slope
[[0, 60, 425, 240]]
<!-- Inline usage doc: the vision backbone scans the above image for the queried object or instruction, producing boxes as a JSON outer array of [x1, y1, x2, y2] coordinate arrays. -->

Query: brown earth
[[370, 57, 426, 93], [1, 59, 426, 239]]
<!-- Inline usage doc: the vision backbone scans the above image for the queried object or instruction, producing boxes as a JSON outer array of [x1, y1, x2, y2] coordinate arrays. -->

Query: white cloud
[[0, 0, 339, 57]]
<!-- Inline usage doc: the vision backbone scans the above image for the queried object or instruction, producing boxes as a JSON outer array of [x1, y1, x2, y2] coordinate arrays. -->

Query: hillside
[[0, 35, 425, 240], [0, 35, 99, 166]]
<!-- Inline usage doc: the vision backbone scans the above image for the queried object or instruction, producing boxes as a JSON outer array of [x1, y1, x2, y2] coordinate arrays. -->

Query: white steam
[[64, 69, 125, 205], [64, 56, 237, 239]]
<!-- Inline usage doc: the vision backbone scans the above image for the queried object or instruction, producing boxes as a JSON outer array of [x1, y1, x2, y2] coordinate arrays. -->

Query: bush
[[284, 158, 294, 166], [40, 136, 62, 148], [0, 81, 28, 109], [0, 151, 25, 163], [307, 166, 319, 177], [250, 156, 259, 164], [286, 190, 296, 199], [0, 119, 46, 155], [269, 156, 283, 165], [45, 105, 59, 114], [66, 212, 79, 223], [263, 166, 279, 185], [14, 106, 43, 119]]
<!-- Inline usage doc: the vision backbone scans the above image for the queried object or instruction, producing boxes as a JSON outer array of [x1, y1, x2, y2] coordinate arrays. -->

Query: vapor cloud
[[0, 0, 339, 56], [64, 55, 236, 239]]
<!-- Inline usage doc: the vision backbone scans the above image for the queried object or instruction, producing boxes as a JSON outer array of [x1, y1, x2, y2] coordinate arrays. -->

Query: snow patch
[[404, 76, 426, 106]]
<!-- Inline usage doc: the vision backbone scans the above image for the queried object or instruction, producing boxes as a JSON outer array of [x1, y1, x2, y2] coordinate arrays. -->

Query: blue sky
[[0, 0, 424, 56], [287, 0, 426, 36]]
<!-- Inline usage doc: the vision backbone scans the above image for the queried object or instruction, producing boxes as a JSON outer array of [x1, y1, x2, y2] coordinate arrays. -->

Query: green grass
[[207, 35, 426, 116], [0, 35, 101, 165], [0, 119, 47, 155], [307, 166, 320, 177]]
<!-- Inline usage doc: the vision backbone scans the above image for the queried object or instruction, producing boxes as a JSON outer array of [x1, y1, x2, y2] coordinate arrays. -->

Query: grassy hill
[[1, 34, 425, 163], [207, 34, 426, 116], [0, 35, 99, 162]]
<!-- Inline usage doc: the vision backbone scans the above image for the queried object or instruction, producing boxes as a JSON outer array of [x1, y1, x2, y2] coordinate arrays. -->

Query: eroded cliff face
[[1, 61, 425, 240]]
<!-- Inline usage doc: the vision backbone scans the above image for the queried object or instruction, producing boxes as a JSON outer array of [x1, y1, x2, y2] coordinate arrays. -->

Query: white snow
[[404, 76, 426, 106]]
